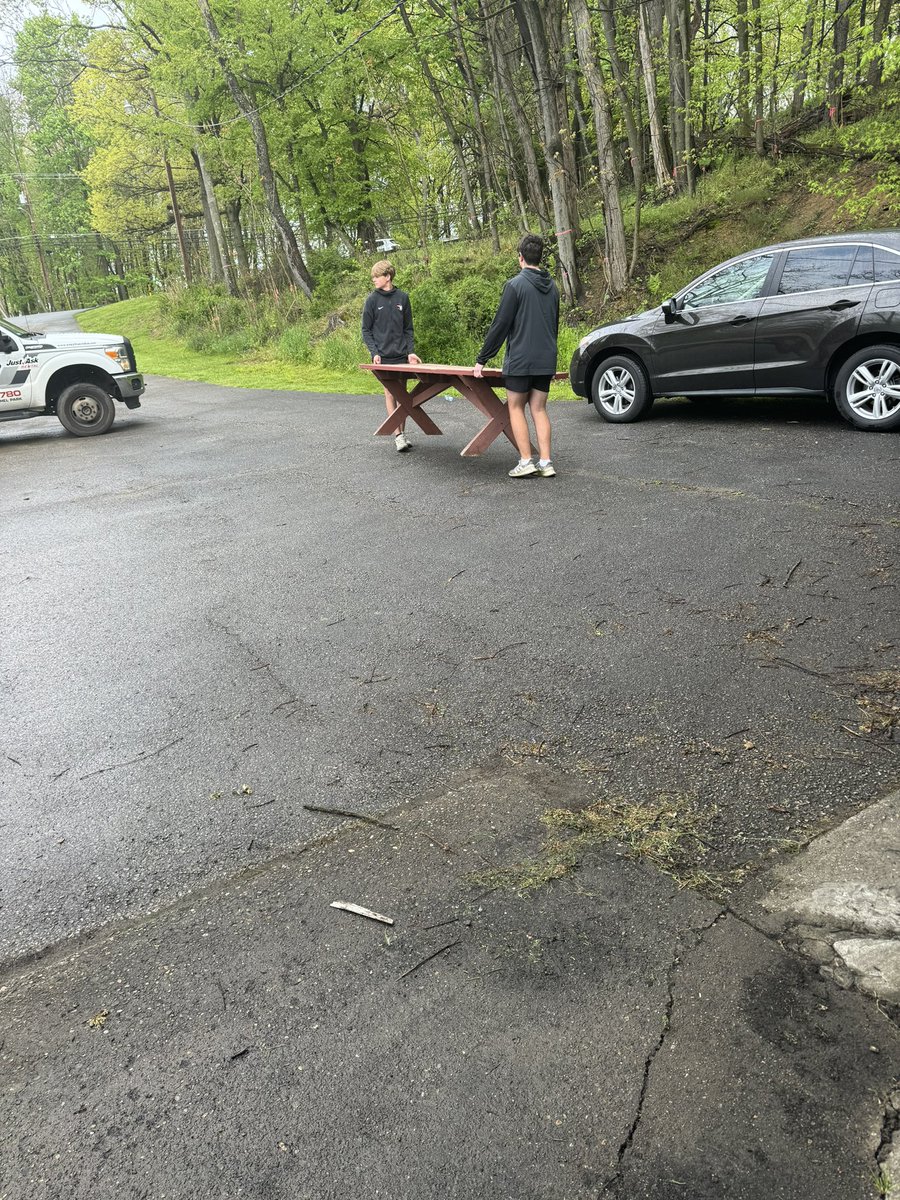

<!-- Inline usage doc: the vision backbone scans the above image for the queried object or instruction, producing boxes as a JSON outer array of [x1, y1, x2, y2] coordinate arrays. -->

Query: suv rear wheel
[[834, 345, 900, 431], [56, 383, 116, 436], [591, 355, 654, 423]]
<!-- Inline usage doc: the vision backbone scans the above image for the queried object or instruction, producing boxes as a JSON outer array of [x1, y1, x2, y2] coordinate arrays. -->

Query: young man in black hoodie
[[474, 233, 559, 478], [362, 259, 421, 452]]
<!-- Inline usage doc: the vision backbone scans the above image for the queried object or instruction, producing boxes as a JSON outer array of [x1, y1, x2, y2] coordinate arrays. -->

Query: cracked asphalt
[[1, 348, 899, 1197]]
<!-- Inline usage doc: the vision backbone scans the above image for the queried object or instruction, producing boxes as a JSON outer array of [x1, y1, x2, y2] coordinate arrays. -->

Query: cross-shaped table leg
[[373, 374, 446, 437], [454, 376, 536, 457]]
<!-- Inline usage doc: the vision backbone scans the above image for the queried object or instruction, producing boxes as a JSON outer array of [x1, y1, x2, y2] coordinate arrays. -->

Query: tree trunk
[[196, 0, 313, 297], [164, 156, 193, 285], [445, 0, 500, 252], [598, 1, 643, 190], [482, 0, 550, 231], [669, 0, 695, 193], [827, 0, 853, 109], [569, 0, 628, 294], [638, 2, 673, 190], [791, 0, 816, 114], [398, 0, 481, 236], [751, 0, 765, 155], [514, 0, 581, 303], [482, 27, 531, 230], [866, 0, 894, 87], [226, 198, 251, 280], [192, 145, 234, 292], [735, 0, 751, 132]]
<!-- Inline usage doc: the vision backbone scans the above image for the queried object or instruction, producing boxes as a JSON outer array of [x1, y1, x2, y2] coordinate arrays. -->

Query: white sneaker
[[395, 432, 412, 452], [536, 460, 556, 477], [508, 459, 538, 478]]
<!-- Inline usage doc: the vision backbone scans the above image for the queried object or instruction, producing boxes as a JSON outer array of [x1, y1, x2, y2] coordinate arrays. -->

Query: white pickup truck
[[0, 316, 144, 436]]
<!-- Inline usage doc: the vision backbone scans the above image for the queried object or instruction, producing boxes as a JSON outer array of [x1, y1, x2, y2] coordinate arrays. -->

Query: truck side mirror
[[0, 334, 15, 354]]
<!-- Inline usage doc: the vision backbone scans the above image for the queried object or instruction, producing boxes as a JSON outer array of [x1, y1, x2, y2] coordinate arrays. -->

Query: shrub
[[316, 325, 367, 372], [408, 280, 464, 362], [279, 324, 312, 364], [166, 284, 247, 338]]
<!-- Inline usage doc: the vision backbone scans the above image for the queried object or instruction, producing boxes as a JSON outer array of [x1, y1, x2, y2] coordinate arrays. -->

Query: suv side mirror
[[661, 297, 682, 323]]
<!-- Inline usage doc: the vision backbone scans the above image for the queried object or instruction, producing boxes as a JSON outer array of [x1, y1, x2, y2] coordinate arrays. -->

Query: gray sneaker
[[508, 459, 538, 478], [536, 460, 556, 477], [395, 432, 412, 452]]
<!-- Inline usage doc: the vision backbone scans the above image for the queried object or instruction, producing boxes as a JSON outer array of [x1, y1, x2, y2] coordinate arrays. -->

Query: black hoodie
[[476, 267, 560, 375], [361, 286, 414, 362]]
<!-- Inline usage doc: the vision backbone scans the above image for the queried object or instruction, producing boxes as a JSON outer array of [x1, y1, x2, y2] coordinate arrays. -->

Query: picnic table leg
[[454, 376, 536, 457], [373, 375, 447, 437]]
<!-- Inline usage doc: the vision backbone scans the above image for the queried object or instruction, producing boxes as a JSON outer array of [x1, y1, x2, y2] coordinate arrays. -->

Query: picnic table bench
[[360, 362, 568, 457]]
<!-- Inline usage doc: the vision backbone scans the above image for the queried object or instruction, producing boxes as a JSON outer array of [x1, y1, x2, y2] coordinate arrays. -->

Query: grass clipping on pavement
[[473, 794, 736, 898]]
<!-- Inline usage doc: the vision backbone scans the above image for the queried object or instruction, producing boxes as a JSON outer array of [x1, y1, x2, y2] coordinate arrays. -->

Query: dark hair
[[517, 233, 544, 267]]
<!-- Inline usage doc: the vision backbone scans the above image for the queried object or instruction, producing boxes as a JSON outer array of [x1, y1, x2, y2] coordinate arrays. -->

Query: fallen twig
[[840, 725, 898, 755], [304, 804, 397, 830], [79, 736, 184, 780], [399, 940, 460, 979], [783, 559, 802, 588], [331, 901, 394, 925], [769, 656, 833, 680], [474, 641, 526, 662]]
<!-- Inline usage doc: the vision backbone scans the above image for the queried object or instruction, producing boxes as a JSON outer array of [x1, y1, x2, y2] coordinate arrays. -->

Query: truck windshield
[[1, 318, 34, 336]]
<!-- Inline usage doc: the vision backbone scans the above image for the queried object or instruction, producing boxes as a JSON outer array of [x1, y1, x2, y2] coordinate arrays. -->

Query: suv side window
[[682, 254, 774, 309], [848, 244, 874, 285], [874, 247, 900, 282], [777, 245, 859, 294]]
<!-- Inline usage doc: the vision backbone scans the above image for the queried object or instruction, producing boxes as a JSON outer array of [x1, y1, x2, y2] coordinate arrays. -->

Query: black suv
[[570, 232, 900, 431]]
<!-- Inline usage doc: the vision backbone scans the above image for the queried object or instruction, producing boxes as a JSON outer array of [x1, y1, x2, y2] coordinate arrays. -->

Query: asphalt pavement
[[1, 360, 899, 1197]]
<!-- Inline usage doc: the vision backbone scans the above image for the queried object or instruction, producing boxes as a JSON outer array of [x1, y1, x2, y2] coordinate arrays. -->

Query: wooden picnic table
[[360, 362, 568, 457]]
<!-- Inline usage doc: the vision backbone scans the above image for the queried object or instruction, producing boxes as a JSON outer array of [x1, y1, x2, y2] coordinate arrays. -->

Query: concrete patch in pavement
[[746, 789, 900, 1004]]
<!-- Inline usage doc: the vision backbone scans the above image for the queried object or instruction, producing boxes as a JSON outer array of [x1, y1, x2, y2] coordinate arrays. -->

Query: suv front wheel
[[591, 355, 654, 423], [56, 383, 116, 436], [834, 345, 900, 431]]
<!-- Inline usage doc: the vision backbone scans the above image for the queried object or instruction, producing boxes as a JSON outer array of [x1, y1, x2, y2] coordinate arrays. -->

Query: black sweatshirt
[[476, 267, 560, 375], [361, 286, 414, 361]]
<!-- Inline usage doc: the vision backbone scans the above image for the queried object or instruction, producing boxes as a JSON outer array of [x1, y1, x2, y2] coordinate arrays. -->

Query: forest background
[[1, 0, 898, 394]]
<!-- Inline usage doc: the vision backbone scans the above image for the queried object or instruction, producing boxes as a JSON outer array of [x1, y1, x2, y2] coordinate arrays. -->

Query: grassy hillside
[[77, 152, 885, 398]]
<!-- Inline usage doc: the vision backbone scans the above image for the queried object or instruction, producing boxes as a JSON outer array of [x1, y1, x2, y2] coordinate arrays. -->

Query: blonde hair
[[372, 259, 395, 281]]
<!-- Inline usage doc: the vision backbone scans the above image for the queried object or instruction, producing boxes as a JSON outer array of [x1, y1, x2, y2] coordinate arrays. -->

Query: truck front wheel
[[56, 383, 116, 436]]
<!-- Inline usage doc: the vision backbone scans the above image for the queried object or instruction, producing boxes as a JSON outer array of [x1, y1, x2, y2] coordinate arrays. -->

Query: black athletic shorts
[[503, 373, 553, 394]]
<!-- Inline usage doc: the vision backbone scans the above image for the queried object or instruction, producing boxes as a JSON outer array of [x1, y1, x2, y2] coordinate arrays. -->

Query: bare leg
[[506, 390, 533, 459], [528, 389, 551, 461]]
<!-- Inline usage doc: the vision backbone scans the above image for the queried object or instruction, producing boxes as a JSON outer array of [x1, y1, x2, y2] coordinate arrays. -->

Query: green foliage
[[317, 324, 366, 372], [279, 324, 312, 364], [808, 84, 900, 221], [407, 280, 463, 363], [307, 248, 358, 299], [167, 285, 247, 338]]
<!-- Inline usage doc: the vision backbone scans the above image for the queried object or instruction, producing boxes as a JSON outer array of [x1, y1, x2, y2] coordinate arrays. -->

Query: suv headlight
[[105, 345, 131, 371], [578, 332, 599, 355]]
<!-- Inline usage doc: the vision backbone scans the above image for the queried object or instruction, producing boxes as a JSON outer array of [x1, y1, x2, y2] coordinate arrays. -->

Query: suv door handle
[[829, 298, 860, 310], [730, 315, 752, 325]]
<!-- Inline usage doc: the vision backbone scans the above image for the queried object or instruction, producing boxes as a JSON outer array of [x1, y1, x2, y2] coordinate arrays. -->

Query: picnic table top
[[359, 362, 568, 380]]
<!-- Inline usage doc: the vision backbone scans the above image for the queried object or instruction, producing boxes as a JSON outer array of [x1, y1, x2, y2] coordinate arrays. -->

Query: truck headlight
[[105, 345, 131, 370]]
